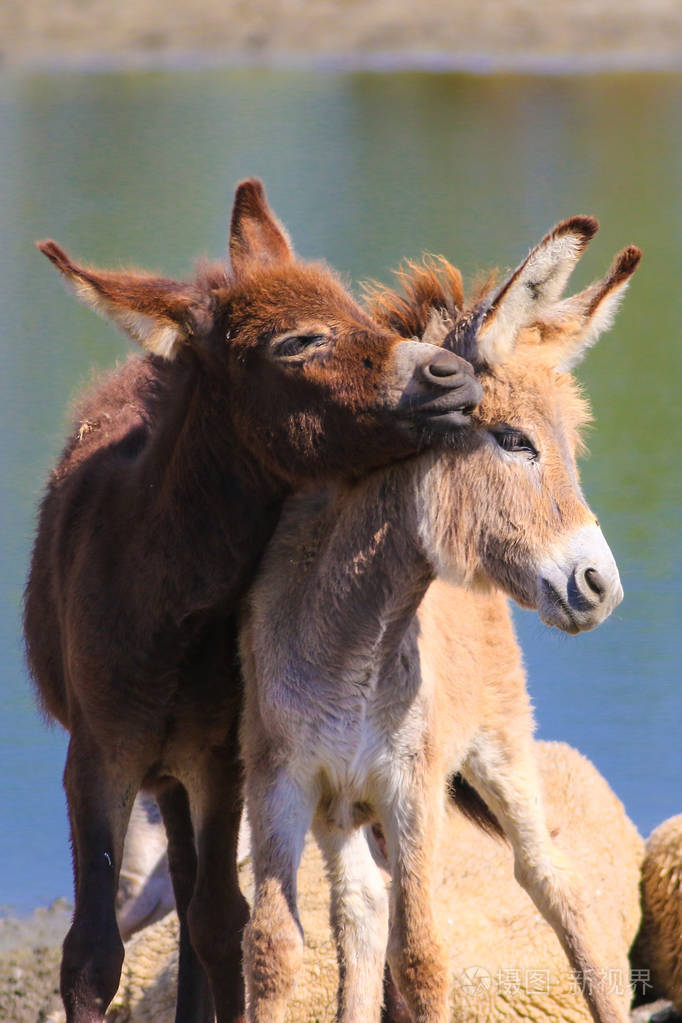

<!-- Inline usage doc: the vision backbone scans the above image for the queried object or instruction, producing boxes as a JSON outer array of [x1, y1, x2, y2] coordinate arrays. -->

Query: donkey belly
[[280, 699, 391, 830], [252, 652, 424, 825]]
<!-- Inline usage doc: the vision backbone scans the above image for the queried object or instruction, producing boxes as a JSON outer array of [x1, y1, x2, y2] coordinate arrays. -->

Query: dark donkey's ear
[[37, 240, 213, 360], [229, 178, 294, 279]]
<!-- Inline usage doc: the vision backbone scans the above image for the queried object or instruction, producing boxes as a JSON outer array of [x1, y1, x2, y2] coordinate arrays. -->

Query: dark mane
[[365, 257, 500, 365], [364, 257, 464, 339]]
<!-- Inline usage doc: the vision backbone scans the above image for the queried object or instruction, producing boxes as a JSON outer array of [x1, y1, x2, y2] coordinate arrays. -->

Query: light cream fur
[[631, 814, 682, 1012]]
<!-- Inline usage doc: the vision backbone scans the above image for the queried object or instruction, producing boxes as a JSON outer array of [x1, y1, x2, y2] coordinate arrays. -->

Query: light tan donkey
[[239, 218, 640, 1023]]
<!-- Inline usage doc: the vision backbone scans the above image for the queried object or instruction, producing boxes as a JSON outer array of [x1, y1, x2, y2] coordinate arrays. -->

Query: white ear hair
[[71, 277, 184, 358], [38, 240, 200, 361], [478, 216, 599, 365], [119, 316, 183, 359]]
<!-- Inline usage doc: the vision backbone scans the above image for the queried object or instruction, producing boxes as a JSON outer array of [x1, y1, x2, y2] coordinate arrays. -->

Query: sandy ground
[[0, 906, 679, 1023], [0, 901, 70, 1023], [2, 0, 682, 71]]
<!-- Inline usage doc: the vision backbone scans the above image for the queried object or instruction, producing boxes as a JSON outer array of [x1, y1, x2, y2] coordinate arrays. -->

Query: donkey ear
[[229, 178, 294, 278], [477, 216, 599, 365], [37, 240, 212, 359], [550, 245, 642, 371]]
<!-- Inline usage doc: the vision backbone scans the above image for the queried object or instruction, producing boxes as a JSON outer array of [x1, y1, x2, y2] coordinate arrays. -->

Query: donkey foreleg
[[156, 780, 215, 1023], [312, 819, 389, 1023], [463, 736, 630, 1023], [380, 780, 449, 1023], [61, 736, 139, 1023], [185, 756, 250, 1023], [242, 770, 313, 1023]]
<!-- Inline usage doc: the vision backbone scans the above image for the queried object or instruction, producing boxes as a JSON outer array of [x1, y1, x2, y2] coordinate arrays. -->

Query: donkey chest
[[273, 667, 424, 795], [314, 703, 383, 776]]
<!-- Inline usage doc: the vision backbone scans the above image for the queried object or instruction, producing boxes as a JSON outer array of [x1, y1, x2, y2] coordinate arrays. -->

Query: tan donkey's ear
[[549, 245, 642, 371], [477, 216, 599, 365], [37, 240, 213, 359], [229, 178, 294, 278]]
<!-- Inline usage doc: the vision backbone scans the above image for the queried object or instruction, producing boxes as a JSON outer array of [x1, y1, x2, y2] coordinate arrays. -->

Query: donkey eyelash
[[275, 334, 327, 358], [491, 425, 539, 460]]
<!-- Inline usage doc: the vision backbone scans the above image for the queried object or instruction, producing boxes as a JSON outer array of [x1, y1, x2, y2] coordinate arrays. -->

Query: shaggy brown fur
[[24, 179, 479, 1023]]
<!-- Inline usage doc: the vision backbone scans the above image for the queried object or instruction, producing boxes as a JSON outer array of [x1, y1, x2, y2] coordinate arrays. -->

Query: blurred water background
[[1, 69, 680, 914]]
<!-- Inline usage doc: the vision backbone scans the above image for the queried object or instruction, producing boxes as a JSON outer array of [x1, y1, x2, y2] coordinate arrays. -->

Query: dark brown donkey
[[24, 179, 481, 1023]]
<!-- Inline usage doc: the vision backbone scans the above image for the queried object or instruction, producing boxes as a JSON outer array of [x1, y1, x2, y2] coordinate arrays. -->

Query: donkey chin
[[536, 524, 624, 634]]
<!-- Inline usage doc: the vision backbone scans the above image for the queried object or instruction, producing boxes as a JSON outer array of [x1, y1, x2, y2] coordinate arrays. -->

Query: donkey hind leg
[[312, 818, 389, 1023], [380, 783, 449, 1023], [185, 758, 251, 1023], [242, 772, 313, 1023], [156, 781, 214, 1023], [463, 735, 630, 1023], [61, 737, 138, 1023]]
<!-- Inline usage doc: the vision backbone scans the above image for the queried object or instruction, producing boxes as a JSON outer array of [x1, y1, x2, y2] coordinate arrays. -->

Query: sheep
[[116, 794, 175, 942], [631, 814, 682, 1014], [439, 741, 643, 1023]]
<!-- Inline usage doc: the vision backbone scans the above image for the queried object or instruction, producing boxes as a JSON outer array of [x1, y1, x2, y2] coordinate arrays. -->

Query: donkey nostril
[[424, 351, 467, 380], [428, 364, 460, 380], [583, 567, 605, 598]]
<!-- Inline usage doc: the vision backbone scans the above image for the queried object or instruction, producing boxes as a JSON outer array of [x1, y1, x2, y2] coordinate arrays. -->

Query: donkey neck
[[261, 456, 441, 685], [136, 356, 286, 612]]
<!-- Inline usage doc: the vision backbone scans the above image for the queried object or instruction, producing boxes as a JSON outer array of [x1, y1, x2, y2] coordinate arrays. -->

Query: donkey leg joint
[[61, 921, 124, 1023], [243, 878, 304, 1017]]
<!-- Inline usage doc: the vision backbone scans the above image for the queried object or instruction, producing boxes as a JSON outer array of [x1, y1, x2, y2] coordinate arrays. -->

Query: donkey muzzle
[[392, 341, 482, 431], [537, 524, 624, 633]]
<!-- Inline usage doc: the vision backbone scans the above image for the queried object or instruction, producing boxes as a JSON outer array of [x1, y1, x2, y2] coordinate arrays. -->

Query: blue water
[[0, 69, 680, 914]]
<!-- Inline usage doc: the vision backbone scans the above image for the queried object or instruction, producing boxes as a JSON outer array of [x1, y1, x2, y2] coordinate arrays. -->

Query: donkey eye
[[491, 425, 538, 460], [275, 334, 326, 358]]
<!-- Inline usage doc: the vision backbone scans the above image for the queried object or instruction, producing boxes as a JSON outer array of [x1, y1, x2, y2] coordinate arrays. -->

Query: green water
[[1, 69, 680, 913]]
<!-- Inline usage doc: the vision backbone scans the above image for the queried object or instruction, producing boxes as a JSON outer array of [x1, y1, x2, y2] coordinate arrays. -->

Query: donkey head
[[371, 218, 640, 634], [37, 180, 480, 485]]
